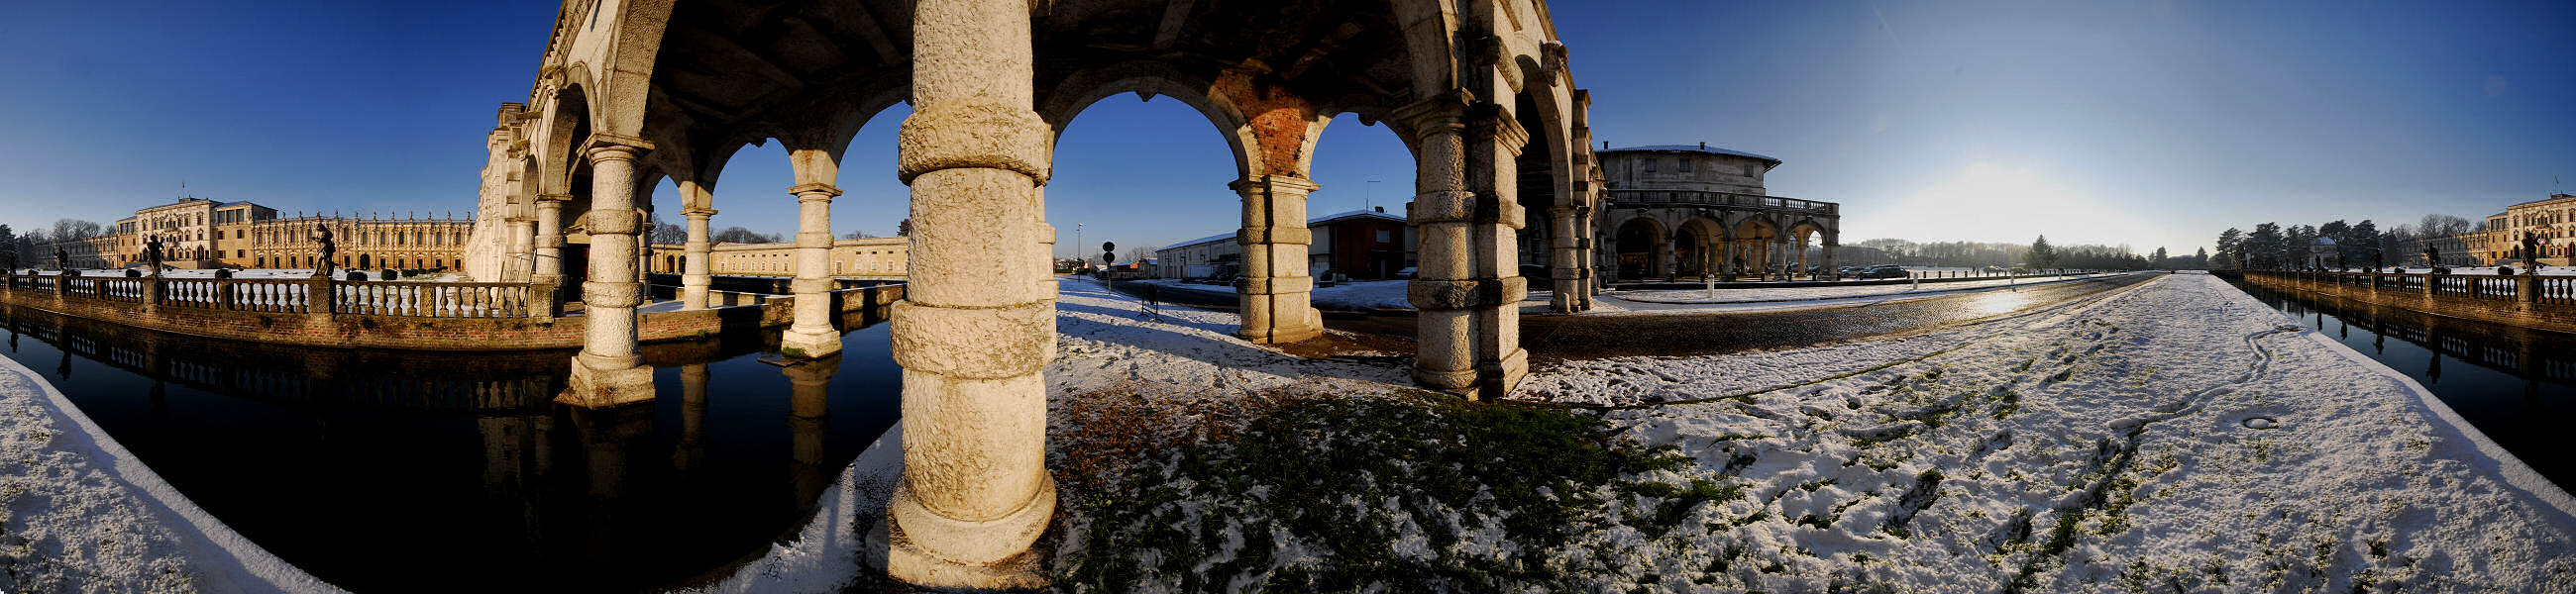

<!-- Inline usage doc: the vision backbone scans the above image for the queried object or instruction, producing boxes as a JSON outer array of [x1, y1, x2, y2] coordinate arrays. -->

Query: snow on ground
[[1051, 276, 1412, 394], [1611, 273, 2113, 305], [0, 353, 338, 593], [1518, 273, 2576, 591]]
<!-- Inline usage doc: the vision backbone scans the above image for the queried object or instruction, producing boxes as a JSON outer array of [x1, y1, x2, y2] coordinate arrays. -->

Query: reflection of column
[[682, 207, 714, 310], [783, 356, 836, 510], [675, 363, 709, 472], [563, 138, 658, 408], [781, 183, 843, 358], [480, 416, 531, 502], [576, 406, 652, 565], [1233, 175, 1322, 344], [880, 0, 1055, 585]]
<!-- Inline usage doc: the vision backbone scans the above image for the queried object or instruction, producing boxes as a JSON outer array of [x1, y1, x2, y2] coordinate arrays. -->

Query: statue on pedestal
[[313, 224, 338, 278], [54, 247, 67, 272], [143, 235, 165, 274], [2522, 232, 2541, 271]]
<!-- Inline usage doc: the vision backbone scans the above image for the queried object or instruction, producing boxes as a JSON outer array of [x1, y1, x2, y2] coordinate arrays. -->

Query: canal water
[[0, 303, 903, 593], [2226, 280, 2576, 493]]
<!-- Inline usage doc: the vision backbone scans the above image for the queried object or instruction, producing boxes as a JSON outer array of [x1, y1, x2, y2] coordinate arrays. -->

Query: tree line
[[1848, 236, 2162, 270], [2210, 214, 2475, 270]]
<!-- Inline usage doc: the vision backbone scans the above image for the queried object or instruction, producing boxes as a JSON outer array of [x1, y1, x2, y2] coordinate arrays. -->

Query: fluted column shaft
[[1234, 175, 1322, 344]]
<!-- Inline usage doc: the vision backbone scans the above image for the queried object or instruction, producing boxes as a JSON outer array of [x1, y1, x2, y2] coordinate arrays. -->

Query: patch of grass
[[1058, 391, 1691, 592], [1992, 389, 2022, 420]]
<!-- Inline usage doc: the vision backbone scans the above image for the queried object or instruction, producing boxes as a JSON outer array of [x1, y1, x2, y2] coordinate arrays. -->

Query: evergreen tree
[[2195, 247, 2209, 268], [2348, 220, 2381, 264], [2214, 228, 2243, 270], [2028, 235, 2058, 269], [2151, 247, 2168, 268], [2247, 223, 2285, 269], [897, 218, 912, 237]]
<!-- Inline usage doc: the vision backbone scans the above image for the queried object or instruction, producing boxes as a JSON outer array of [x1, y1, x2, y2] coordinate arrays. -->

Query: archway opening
[[1615, 217, 1664, 279], [1309, 112, 1417, 280]]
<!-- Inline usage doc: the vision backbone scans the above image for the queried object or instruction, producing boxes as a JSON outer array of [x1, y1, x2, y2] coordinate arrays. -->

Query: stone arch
[[1674, 217, 1728, 278], [1037, 64, 1261, 179], [1612, 215, 1666, 279]]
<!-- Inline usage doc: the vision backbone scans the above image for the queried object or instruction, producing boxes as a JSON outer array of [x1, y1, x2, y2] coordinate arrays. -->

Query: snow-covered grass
[[0, 351, 338, 593], [1044, 273, 2576, 592], [1611, 273, 2114, 305]]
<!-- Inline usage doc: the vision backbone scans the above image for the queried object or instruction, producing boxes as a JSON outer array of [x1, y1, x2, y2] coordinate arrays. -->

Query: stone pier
[[1233, 174, 1322, 344], [561, 137, 656, 408], [874, 0, 1056, 587]]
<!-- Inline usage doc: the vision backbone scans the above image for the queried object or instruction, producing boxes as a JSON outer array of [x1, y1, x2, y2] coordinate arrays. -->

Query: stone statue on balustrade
[[313, 224, 338, 278], [2522, 232, 2541, 271], [143, 235, 165, 274], [54, 247, 67, 272]]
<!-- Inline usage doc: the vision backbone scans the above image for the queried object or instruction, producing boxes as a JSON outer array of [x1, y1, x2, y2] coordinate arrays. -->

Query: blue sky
[[2, 1, 2569, 258]]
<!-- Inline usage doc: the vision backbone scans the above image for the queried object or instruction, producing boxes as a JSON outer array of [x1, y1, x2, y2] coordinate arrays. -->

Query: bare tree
[[51, 219, 102, 241], [2418, 214, 2475, 239], [648, 212, 688, 244], [709, 226, 779, 244]]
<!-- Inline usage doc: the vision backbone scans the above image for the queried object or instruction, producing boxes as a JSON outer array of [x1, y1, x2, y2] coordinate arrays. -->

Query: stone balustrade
[[2234, 269, 2576, 334]]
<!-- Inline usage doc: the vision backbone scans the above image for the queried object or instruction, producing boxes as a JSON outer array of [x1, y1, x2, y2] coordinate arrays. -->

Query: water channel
[[0, 302, 903, 593], [2226, 280, 2576, 493]]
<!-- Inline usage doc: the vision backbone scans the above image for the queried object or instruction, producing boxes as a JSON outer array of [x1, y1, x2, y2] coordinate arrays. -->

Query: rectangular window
[[1376, 230, 1392, 243], [1642, 158, 1656, 173], [1678, 157, 1691, 172]]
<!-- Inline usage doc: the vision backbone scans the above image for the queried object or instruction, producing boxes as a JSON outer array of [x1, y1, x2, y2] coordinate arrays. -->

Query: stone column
[[782, 183, 843, 358], [681, 208, 715, 310], [1399, 97, 1529, 399], [506, 213, 536, 282], [1772, 238, 1792, 280], [1233, 175, 1322, 344], [1822, 244, 1838, 280], [1571, 203, 1597, 308], [562, 137, 656, 409], [1548, 206, 1584, 313], [1655, 241, 1676, 280], [534, 193, 571, 288], [876, 0, 1055, 586]]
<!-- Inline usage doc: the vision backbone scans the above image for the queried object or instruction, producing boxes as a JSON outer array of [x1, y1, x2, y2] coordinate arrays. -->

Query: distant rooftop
[[1159, 209, 1404, 251], [1604, 144, 1782, 164]]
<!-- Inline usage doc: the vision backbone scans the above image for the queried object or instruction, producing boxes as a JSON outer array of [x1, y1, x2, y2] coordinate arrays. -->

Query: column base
[[559, 354, 656, 409], [1475, 347, 1530, 400], [870, 477, 1056, 589], [781, 328, 843, 359], [1236, 320, 1324, 345]]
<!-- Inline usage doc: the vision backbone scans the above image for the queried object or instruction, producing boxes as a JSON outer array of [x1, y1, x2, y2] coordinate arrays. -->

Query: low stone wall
[[0, 273, 903, 351], [2232, 270, 2576, 335]]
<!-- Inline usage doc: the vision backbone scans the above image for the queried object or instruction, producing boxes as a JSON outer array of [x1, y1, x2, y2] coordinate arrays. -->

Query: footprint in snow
[[2242, 416, 2280, 430]]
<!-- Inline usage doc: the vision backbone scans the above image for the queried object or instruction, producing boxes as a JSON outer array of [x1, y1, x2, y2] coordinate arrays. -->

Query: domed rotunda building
[[1588, 144, 1841, 281]]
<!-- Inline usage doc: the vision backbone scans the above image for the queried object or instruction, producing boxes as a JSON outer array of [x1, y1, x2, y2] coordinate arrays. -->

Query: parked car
[[1396, 266, 1418, 279], [1861, 265, 1908, 279]]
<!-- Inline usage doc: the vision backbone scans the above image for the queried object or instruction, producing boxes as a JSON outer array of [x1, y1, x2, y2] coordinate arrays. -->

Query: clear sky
[[2, 1, 2569, 258]]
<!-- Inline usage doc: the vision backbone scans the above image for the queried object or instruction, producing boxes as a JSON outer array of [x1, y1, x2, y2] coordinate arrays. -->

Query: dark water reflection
[[2226, 280, 2575, 492], [0, 303, 902, 593]]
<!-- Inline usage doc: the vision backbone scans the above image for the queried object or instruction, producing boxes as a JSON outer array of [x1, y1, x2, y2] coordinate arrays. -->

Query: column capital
[[788, 183, 843, 199], [1390, 93, 1471, 132], [683, 207, 718, 218], [536, 193, 574, 204], [582, 134, 656, 162], [1472, 101, 1532, 152], [1228, 174, 1319, 195]]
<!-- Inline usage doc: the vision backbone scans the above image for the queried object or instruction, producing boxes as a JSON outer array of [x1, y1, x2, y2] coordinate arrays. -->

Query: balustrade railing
[[2, 273, 542, 319], [1606, 189, 1840, 215], [2241, 269, 2576, 308]]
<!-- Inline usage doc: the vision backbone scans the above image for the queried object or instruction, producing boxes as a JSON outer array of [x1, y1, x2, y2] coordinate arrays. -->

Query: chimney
[[1374, 206, 1385, 213], [1699, 142, 1707, 149]]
